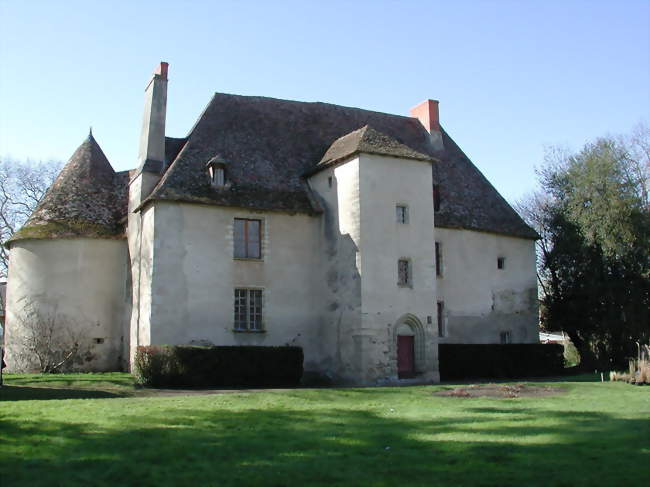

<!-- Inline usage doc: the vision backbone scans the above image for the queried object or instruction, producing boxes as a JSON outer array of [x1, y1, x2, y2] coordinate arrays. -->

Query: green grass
[[1, 373, 648, 487]]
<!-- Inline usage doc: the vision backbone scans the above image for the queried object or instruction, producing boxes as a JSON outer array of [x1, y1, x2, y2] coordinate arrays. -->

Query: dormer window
[[211, 166, 225, 186], [206, 156, 227, 188]]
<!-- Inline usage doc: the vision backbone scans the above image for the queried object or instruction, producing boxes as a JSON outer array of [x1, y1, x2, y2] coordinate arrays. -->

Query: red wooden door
[[397, 335, 415, 378]]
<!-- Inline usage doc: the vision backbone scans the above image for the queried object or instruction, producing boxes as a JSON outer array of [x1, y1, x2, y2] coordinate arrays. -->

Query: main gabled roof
[[148, 93, 537, 239], [8, 134, 128, 244], [433, 129, 538, 239], [145, 93, 434, 213], [12, 94, 537, 243]]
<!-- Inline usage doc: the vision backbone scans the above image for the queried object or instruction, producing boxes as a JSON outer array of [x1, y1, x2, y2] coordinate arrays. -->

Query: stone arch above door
[[393, 314, 426, 374]]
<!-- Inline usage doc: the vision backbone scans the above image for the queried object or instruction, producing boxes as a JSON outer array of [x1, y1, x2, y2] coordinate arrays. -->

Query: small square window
[[500, 331, 511, 344], [234, 218, 262, 259], [497, 257, 505, 270], [234, 288, 264, 331], [396, 205, 409, 224], [397, 259, 412, 287]]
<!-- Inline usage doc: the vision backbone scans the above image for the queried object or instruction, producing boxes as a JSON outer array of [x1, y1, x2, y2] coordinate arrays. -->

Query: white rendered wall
[[357, 153, 438, 383], [4, 238, 128, 372], [127, 173, 158, 366], [309, 159, 364, 383], [309, 154, 438, 384], [136, 201, 323, 373], [434, 228, 539, 344]]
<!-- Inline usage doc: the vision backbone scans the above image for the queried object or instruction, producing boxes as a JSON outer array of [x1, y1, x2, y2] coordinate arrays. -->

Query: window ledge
[[232, 329, 266, 334], [397, 283, 413, 289], [233, 257, 264, 262]]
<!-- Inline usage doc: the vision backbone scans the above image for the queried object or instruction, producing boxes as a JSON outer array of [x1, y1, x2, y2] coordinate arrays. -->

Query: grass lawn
[[1, 373, 648, 486]]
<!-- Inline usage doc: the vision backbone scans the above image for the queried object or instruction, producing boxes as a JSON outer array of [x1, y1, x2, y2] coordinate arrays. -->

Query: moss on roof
[[9, 220, 124, 243], [7, 135, 128, 246], [13, 95, 538, 243]]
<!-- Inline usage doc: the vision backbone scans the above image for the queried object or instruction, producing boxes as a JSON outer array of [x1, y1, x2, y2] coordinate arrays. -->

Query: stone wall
[[434, 228, 539, 344], [4, 238, 128, 372]]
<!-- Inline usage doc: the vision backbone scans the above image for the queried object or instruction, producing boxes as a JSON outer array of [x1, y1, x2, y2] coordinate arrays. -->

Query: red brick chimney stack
[[410, 99, 440, 134], [410, 99, 443, 151], [155, 62, 169, 80]]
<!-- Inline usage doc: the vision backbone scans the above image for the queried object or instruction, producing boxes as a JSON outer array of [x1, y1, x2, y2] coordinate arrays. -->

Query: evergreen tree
[[519, 125, 649, 368]]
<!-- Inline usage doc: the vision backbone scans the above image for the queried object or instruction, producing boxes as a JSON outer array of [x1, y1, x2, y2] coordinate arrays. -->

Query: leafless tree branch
[[0, 158, 62, 277]]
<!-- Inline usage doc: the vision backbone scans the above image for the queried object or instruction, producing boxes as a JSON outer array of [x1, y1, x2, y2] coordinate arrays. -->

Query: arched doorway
[[394, 314, 425, 379]]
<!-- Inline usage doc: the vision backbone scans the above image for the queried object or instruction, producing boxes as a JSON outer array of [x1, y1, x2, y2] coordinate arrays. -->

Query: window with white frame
[[396, 204, 409, 224], [234, 218, 262, 259], [234, 288, 263, 331], [397, 259, 412, 287]]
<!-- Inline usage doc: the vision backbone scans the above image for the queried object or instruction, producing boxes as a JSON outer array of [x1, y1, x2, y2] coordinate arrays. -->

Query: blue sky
[[1, 0, 648, 203]]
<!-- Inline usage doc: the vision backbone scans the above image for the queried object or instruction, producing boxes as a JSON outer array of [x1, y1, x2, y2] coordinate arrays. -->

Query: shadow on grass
[[0, 385, 125, 401], [1, 401, 648, 487]]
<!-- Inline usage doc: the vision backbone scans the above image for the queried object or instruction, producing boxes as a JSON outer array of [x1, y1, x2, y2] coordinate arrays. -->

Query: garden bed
[[434, 383, 564, 399]]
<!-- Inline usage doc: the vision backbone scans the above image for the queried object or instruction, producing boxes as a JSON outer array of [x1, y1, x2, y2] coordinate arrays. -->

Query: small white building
[[3, 63, 539, 385]]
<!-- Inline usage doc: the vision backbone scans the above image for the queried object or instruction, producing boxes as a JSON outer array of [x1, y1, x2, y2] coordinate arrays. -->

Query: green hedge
[[439, 344, 565, 381], [134, 345, 303, 388]]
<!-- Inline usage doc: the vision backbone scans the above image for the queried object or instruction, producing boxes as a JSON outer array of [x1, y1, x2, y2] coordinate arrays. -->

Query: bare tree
[[0, 158, 62, 277], [12, 303, 95, 373]]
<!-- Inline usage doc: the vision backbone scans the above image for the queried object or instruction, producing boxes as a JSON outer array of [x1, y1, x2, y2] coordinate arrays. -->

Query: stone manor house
[[4, 63, 539, 384]]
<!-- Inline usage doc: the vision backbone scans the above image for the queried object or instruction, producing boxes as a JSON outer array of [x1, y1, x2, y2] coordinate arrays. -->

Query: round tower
[[4, 134, 130, 372]]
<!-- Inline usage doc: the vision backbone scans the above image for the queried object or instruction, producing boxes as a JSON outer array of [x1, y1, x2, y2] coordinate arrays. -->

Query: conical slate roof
[[8, 134, 129, 244], [317, 125, 434, 168]]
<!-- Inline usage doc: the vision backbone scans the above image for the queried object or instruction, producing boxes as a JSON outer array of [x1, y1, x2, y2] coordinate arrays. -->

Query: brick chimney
[[410, 99, 443, 151], [137, 62, 168, 173]]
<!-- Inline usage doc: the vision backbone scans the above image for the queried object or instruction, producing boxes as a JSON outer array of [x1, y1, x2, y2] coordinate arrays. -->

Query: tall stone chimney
[[138, 62, 168, 173], [410, 99, 443, 152], [130, 62, 169, 207]]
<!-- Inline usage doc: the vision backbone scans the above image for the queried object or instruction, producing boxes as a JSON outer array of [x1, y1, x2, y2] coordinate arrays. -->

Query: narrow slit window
[[500, 331, 511, 344], [497, 257, 505, 270], [435, 242, 442, 277], [437, 301, 445, 337], [398, 259, 412, 287], [433, 184, 441, 212]]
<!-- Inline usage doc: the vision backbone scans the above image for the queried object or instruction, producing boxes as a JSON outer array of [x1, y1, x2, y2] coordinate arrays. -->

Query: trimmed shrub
[[134, 345, 303, 388], [439, 344, 565, 381]]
